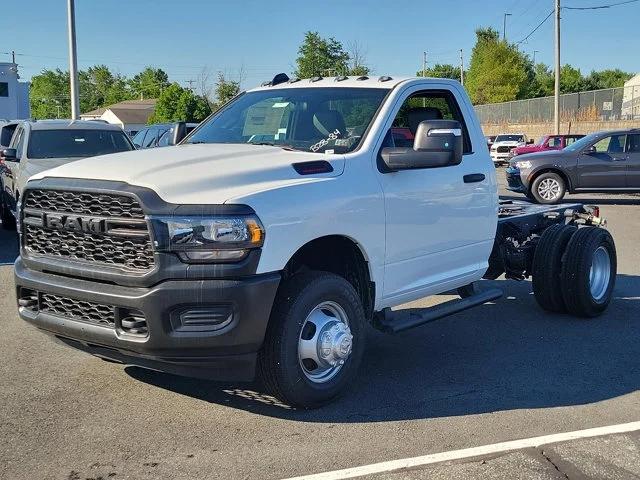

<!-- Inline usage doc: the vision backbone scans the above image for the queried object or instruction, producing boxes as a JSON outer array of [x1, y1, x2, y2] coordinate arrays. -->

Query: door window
[[131, 129, 147, 148], [547, 136, 562, 147], [565, 137, 580, 146], [389, 90, 471, 153], [627, 134, 640, 152], [10, 127, 24, 158], [142, 127, 159, 148], [593, 135, 626, 153]]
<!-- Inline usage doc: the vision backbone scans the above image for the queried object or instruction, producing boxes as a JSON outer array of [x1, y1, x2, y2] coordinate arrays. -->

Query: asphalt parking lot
[[1, 174, 639, 480]]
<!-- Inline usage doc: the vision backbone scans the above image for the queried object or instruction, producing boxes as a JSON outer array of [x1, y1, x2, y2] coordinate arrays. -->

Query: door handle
[[463, 173, 485, 183]]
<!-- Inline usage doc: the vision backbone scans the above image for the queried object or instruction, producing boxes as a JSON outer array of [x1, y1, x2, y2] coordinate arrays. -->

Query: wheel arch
[[281, 235, 376, 321]]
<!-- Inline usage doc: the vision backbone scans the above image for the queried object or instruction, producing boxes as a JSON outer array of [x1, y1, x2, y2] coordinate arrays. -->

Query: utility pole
[[554, 0, 561, 134], [186, 79, 195, 91], [11, 50, 15, 64], [503, 13, 512, 41], [533, 50, 539, 64], [460, 49, 464, 86], [67, 0, 80, 120], [422, 51, 427, 77]]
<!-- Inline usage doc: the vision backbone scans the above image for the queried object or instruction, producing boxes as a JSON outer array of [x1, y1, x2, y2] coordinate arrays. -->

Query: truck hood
[[30, 143, 345, 204], [510, 149, 572, 165]]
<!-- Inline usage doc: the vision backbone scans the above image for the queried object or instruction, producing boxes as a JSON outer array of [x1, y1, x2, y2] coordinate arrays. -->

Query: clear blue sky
[[3, 0, 639, 90]]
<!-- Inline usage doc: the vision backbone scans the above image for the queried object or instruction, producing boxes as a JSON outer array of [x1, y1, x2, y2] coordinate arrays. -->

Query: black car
[[506, 129, 640, 204], [131, 122, 198, 149]]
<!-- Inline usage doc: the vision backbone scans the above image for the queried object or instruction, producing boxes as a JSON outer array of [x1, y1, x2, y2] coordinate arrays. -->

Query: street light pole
[[533, 50, 539, 64], [460, 49, 464, 86], [554, 0, 561, 134], [67, 0, 80, 120], [503, 13, 512, 41]]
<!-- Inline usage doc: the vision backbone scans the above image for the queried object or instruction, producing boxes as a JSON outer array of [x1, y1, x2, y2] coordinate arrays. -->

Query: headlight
[[515, 160, 532, 170], [150, 215, 264, 263]]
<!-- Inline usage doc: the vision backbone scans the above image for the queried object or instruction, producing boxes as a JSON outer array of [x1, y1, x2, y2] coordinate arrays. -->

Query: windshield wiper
[[249, 141, 302, 151]]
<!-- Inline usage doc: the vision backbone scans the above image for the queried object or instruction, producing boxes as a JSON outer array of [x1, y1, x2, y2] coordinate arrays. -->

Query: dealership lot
[[1, 178, 639, 480]]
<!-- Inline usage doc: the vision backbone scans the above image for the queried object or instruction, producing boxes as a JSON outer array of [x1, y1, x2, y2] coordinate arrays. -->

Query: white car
[[15, 75, 616, 408], [490, 133, 528, 165], [0, 120, 134, 229]]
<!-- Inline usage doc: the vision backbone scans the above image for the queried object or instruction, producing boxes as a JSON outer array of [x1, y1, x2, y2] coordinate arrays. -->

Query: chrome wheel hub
[[298, 301, 353, 383], [589, 246, 611, 301], [538, 178, 561, 200]]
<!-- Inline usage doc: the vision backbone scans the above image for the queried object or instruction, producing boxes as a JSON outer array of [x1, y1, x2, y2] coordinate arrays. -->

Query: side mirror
[[1, 148, 17, 161], [171, 122, 187, 145], [381, 120, 463, 171], [585, 145, 597, 154], [527, 139, 535, 144]]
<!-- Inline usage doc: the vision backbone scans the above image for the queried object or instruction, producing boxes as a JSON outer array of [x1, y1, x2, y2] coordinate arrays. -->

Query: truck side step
[[377, 288, 503, 334]]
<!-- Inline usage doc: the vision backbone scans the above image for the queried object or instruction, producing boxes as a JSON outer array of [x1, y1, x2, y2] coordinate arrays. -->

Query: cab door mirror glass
[[381, 120, 463, 171]]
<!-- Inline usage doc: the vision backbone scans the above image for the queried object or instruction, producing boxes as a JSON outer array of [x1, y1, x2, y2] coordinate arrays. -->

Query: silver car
[[0, 120, 134, 229]]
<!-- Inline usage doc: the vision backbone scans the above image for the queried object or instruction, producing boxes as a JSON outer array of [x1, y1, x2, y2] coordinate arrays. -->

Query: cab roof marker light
[[356, 76, 369, 81], [335, 76, 348, 82], [310, 76, 323, 82], [378, 76, 393, 82]]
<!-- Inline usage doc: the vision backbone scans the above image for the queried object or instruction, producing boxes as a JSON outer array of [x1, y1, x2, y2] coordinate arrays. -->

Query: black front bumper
[[15, 258, 280, 381], [505, 166, 528, 193]]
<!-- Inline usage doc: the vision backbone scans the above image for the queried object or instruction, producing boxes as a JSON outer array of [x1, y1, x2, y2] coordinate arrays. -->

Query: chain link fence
[[475, 85, 640, 124]]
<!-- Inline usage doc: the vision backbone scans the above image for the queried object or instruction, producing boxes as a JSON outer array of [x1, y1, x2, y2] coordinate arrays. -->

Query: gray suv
[[506, 129, 640, 203]]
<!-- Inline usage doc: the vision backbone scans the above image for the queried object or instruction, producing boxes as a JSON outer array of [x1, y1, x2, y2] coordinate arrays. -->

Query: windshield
[[495, 135, 524, 143], [186, 87, 388, 154], [564, 132, 601, 152], [27, 129, 134, 159]]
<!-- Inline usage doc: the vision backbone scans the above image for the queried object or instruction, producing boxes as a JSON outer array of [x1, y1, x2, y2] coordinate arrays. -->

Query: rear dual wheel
[[533, 225, 616, 317]]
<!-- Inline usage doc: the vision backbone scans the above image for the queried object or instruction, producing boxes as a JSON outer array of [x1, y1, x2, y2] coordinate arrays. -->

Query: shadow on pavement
[[0, 224, 18, 265], [126, 273, 640, 422]]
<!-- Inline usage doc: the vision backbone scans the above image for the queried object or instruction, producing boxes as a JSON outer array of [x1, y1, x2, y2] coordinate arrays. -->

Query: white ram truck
[[14, 75, 616, 408]]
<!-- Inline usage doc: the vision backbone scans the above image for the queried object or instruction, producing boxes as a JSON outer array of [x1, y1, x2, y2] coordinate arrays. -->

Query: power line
[[563, 0, 638, 9], [516, 10, 554, 45]]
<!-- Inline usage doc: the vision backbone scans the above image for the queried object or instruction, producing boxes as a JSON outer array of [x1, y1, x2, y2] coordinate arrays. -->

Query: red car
[[511, 134, 584, 157]]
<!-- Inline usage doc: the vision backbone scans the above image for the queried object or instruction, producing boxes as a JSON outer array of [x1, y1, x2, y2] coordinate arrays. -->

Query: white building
[[0, 62, 30, 120], [622, 73, 640, 119], [81, 99, 157, 135]]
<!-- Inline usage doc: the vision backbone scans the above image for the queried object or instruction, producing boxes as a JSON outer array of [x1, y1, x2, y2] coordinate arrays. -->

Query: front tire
[[258, 271, 366, 408], [530, 172, 566, 204], [560, 227, 616, 317]]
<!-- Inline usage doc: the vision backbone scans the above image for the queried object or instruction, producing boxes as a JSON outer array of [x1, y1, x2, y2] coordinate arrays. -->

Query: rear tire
[[532, 224, 577, 313], [0, 193, 16, 230], [560, 227, 617, 318], [530, 172, 566, 204], [258, 271, 366, 408]]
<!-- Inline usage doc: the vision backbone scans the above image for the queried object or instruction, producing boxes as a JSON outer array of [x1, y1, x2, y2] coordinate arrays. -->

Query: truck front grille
[[21, 189, 155, 273], [497, 146, 512, 153]]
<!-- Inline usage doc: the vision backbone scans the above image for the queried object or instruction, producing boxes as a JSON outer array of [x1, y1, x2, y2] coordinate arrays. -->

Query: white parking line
[[283, 421, 640, 480]]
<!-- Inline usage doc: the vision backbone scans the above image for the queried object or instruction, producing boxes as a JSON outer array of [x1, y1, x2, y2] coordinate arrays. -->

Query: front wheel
[[530, 172, 566, 204], [258, 271, 366, 408]]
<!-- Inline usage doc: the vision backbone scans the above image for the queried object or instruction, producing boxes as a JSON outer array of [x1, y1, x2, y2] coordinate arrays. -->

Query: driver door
[[377, 85, 497, 305], [576, 134, 627, 189]]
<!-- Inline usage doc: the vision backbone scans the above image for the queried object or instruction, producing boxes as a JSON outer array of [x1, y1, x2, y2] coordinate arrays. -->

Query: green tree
[[559, 64, 585, 94], [129, 67, 169, 99], [417, 63, 461, 81], [29, 68, 71, 119], [584, 69, 633, 90], [149, 83, 211, 123], [529, 63, 555, 97], [214, 72, 240, 107], [79, 65, 133, 113], [294, 31, 350, 78], [465, 27, 534, 104]]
